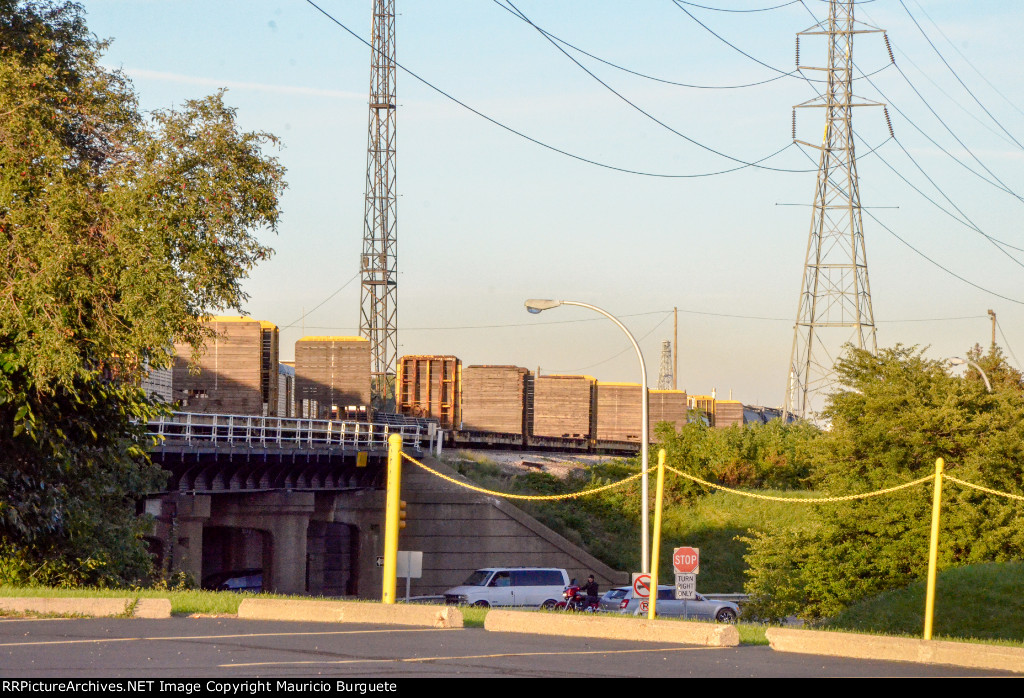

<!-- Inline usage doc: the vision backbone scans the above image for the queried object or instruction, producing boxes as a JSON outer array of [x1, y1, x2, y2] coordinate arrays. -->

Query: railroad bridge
[[144, 412, 427, 597], [144, 412, 626, 599]]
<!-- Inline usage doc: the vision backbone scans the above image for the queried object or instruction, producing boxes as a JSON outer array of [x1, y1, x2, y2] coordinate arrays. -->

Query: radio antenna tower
[[657, 340, 674, 390], [784, 0, 889, 421], [359, 0, 398, 410]]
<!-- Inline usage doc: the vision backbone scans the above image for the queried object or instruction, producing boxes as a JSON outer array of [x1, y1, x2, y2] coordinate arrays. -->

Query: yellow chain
[[664, 464, 936, 503], [400, 452, 647, 501], [403, 452, 1022, 506], [945, 475, 1024, 502]]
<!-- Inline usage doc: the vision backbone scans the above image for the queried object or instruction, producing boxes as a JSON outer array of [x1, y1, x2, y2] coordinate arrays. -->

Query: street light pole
[[946, 357, 993, 393], [525, 299, 650, 573]]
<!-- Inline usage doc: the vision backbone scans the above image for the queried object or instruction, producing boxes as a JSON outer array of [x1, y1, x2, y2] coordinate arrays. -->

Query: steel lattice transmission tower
[[359, 0, 398, 409], [657, 340, 674, 390], [784, 0, 888, 421]]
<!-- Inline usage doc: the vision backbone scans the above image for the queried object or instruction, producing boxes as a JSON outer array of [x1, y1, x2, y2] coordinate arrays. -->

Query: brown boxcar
[[172, 316, 279, 416], [396, 355, 461, 429], [713, 400, 744, 429], [531, 374, 596, 440], [649, 389, 688, 440], [595, 382, 644, 443], [294, 336, 371, 420], [460, 365, 530, 437], [594, 383, 689, 444]]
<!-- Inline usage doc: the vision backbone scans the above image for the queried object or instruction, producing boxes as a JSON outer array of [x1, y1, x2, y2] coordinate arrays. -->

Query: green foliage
[[657, 419, 819, 494], [0, 2, 285, 586], [448, 455, 818, 591], [825, 561, 1024, 643], [742, 345, 1024, 622]]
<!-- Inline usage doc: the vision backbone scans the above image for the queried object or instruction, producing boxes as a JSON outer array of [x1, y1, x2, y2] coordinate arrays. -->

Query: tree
[[742, 345, 1024, 621], [0, 1, 286, 585], [656, 418, 819, 495]]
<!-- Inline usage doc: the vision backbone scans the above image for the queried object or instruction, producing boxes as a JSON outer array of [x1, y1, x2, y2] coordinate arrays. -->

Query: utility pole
[[657, 340, 673, 390], [784, 0, 889, 421], [673, 306, 678, 391], [988, 309, 996, 348], [359, 0, 399, 410]]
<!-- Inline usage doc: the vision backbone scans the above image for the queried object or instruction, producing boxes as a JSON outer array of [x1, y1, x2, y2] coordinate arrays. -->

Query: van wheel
[[472, 600, 490, 608], [541, 599, 557, 610]]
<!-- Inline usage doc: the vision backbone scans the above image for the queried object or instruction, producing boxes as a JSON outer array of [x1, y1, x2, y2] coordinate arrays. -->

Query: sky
[[82, 0, 1024, 409]]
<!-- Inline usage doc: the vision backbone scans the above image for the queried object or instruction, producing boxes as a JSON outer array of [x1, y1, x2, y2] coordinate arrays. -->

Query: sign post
[[396, 550, 423, 601]]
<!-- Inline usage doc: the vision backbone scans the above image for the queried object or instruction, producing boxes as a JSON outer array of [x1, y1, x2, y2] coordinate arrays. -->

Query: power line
[[281, 271, 360, 329], [796, 0, 1024, 209], [675, 0, 802, 12], [552, 311, 673, 374], [900, 0, 1024, 152], [673, 0, 891, 84], [490, 0, 795, 90], [789, 144, 1024, 306], [498, 0, 814, 174], [862, 205, 1024, 307], [291, 310, 991, 333], [302, 0, 798, 180], [909, 0, 1024, 122], [996, 319, 1021, 371]]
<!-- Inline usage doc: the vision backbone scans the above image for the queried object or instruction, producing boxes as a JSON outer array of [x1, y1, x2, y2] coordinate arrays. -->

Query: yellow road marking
[[221, 645, 724, 668], [0, 627, 438, 648]]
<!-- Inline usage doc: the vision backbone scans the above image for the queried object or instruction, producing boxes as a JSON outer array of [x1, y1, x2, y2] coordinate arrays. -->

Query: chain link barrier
[[945, 475, 1024, 502], [402, 451, 1024, 506], [400, 452, 645, 501], [663, 465, 936, 503]]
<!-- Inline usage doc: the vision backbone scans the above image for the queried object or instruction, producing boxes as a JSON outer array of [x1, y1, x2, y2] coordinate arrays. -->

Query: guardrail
[[146, 411, 423, 452]]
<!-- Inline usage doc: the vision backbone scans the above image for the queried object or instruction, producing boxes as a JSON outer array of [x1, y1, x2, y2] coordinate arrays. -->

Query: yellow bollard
[[647, 449, 667, 620], [382, 433, 403, 604], [923, 457, 944, 640]]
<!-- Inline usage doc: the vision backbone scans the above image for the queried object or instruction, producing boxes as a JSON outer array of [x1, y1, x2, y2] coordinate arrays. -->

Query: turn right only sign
[[673, 547, 700, 575]]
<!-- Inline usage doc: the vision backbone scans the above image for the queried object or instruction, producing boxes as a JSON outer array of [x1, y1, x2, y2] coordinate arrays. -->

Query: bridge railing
[[146, 412, 423, 451]]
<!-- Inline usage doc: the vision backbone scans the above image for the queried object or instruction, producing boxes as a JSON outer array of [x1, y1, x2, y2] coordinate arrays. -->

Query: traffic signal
[[399, 500, 407, 530]]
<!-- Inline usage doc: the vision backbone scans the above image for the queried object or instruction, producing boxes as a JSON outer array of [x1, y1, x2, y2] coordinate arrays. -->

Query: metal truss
[[359, 0, 399, 410], [784, 1, 885, 421]]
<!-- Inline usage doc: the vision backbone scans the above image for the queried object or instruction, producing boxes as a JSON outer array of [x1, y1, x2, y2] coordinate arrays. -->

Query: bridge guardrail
[[146, 412, 423, 451]]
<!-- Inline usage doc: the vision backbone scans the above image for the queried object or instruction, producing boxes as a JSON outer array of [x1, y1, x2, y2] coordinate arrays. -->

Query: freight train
[[396, 355, 742, 453], [144, 319, 746, 454]]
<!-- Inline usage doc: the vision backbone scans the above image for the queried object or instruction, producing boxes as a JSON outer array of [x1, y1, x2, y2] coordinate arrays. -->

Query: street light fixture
[[525, 299, 651, 573], [946, 357, 993, 393]]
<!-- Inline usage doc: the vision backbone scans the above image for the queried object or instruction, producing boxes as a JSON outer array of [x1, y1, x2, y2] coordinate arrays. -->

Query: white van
[[443, 567, 570, 608]]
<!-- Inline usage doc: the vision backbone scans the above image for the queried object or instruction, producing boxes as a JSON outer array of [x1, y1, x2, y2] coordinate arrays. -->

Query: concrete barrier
[[133, 599, 173, 618], [766, 627, 1024, 674], [0, 597, 171, 619], [484, 610, 739, 647], [237, 599, 463, 629]]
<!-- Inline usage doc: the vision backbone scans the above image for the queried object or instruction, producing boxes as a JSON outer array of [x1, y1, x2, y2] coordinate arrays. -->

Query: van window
[[489, 571, 511, 587], [511, 570, 563, 586], [462, 570, 492, 586]]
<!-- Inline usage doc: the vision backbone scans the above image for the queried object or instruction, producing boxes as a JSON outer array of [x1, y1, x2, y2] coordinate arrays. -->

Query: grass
[[0, 585, 290, 615], [823, 561, 1024, 644]]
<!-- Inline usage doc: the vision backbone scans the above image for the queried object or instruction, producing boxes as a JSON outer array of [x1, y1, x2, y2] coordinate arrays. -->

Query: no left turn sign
[[631, 573, 651, 599]]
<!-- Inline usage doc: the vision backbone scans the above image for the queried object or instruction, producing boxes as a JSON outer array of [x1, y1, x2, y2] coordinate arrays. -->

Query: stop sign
[[673, 547, 700, 574]]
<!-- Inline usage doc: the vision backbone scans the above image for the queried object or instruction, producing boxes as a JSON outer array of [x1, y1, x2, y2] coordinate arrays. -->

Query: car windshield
[[462, 570, 492, 586]]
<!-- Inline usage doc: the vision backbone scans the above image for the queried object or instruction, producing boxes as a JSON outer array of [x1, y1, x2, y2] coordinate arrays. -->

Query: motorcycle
[[553, 583, 599, 612]]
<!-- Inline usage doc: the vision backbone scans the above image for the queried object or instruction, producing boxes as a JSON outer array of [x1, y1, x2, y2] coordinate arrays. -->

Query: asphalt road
[[0, 617, 1015, 678]]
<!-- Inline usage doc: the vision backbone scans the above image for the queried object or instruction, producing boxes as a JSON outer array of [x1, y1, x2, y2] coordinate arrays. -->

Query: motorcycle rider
[[583, 574, 599, 610]]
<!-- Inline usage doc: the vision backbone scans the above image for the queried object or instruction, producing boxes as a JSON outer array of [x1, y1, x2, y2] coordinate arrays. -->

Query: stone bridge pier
[[148, 489, 389, 596]]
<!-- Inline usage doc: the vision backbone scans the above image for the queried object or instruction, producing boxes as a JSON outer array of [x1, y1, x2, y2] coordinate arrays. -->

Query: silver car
[[616, 585, 739, 622], [598, 586, 631, 612]]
